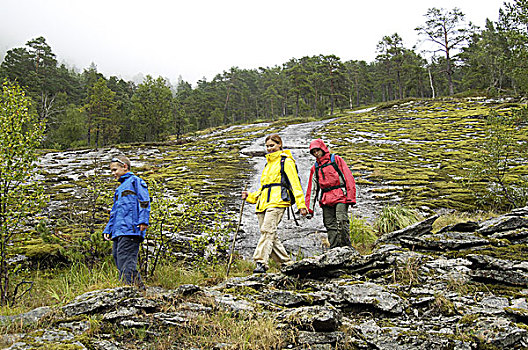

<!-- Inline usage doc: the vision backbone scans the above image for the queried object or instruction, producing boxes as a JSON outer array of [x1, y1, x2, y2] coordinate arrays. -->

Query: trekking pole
[[226, 184, 247, 278]]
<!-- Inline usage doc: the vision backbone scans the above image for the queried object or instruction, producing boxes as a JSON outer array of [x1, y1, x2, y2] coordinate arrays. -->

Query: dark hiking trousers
[[112, 235, 143, 287], [322, 203, 352, 249]]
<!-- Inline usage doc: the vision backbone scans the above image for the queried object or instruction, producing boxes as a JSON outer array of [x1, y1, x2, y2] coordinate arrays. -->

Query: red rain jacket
[[305, 139, 356, 214]]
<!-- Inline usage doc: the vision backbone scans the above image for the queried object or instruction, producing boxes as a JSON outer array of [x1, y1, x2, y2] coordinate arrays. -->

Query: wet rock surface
[[4, 207, 528, 349]]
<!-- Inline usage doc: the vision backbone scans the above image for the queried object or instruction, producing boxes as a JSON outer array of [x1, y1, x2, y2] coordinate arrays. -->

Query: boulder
[[282, 245, 399, 279], [467, 254, 528, 286], [61, 287, 139, 317], [0, 306, 51, 326], [437, 221, 479, 233], [334, 282, 406, 314], [278, 305, 342, 332], [281, 246, 360, 278], [459, 316, 528, 348]]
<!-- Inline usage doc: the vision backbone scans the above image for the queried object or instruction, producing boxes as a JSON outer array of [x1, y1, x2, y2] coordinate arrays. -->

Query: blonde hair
[[111, 155, 131, 171], [265, 133, 283, 150]]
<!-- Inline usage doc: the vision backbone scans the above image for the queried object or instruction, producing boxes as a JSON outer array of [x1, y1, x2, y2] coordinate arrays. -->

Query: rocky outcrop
[[376, 214, 439, 244], [4, 208, 528, 349]]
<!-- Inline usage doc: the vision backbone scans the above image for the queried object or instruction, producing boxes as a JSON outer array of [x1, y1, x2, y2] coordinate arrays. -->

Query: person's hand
[[138, 224, 148, 231], [241, 191, 248, 200], [300, 208, 308, 216], [103, 233, 112, 241]]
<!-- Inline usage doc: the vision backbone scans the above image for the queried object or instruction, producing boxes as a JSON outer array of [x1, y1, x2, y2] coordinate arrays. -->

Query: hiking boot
[[253, 262, 267, 274]]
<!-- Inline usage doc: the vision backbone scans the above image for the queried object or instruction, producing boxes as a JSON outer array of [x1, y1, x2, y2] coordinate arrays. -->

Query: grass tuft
[[349, 216, 378, 254], [374, 205, 422, 235], [171, 310, 286, 349]]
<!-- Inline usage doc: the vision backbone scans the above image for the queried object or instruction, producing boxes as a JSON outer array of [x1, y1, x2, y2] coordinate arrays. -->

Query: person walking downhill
[[103, 155, 151, 288], [305, 139, 356, 249], [242, 134, 308, 273]]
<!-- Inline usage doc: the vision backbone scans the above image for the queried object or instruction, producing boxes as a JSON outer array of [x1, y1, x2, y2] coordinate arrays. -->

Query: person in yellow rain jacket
[[242, 133, 308, 273]]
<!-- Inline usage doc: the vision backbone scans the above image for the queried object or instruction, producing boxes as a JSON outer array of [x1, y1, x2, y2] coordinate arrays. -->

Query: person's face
[[265, 139, 281, 153], [110, 162, 128, 180], [311, 148, 324, 159]]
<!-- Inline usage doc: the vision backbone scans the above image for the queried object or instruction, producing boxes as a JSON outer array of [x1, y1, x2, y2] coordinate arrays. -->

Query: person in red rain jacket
[[305, 139, 356, 249]]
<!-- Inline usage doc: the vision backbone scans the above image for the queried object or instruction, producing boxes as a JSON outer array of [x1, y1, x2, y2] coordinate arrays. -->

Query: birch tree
[[0, 80, 45, 305]]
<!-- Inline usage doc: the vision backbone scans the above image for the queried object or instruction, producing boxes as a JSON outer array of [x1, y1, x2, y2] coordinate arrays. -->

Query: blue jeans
[[112, 236, 143, 287]]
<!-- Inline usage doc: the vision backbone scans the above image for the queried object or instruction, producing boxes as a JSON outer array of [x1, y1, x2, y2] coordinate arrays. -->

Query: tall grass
[[1, 256, 257, 316], [374, 205, 422, 235], [1, 257, 286, 349], [149, 259, 253, 289], [46, 260, 120, 304], [0, 259, 119, 316], [169, 311, 286, 349]]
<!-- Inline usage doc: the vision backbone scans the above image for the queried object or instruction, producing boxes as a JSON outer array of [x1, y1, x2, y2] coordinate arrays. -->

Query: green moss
[[52, 192, 73, 201], [458, 313, 479, 325], [478, 244, 528, 262], [39, 344, 85, 350], [20, 242, 63, 261], [223, 285, 259, 296], [516, 322, 528, 331]]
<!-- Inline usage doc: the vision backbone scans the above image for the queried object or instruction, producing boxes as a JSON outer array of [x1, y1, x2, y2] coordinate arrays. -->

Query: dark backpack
[[280, 155, 302, 225], [314, 153, 346, 194], [280, 155, 301, 205]]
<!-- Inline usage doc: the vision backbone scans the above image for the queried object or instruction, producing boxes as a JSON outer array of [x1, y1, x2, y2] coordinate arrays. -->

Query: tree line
[[1, 2, 528, 149]]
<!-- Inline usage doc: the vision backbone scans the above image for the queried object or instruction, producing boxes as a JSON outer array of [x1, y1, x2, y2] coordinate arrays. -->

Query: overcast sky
[[1, 0, 506, 86]]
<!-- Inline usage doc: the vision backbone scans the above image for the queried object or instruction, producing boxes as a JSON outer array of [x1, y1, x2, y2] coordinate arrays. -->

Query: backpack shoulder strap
[[315, 154, 336, 182], [280, 156, 300, 226], [330, 154, 346, 184], [280, 155, 287, 177], [281, 156, 293, 188]]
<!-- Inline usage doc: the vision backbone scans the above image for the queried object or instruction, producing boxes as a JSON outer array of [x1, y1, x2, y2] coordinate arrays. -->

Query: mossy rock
[[17, 240, 67, 268]]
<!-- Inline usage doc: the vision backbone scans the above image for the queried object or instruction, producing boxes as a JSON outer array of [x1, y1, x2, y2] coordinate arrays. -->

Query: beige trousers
[[253, 207, 292, 267]]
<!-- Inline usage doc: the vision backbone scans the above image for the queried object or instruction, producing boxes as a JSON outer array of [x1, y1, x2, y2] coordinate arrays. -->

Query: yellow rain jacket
[[246, 150, 307, 213]]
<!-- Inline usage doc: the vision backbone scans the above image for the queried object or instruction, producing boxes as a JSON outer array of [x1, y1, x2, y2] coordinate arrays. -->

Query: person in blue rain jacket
[[103, 155, 150, 288]]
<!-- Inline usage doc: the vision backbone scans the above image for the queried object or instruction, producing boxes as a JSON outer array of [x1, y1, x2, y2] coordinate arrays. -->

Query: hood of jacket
[[309, 139, 330, 155], [310, 139, 331, 164]]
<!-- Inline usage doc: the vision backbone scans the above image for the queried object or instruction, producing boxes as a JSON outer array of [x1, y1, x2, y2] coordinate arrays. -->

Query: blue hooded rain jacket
[[103, 172, 151, 240]]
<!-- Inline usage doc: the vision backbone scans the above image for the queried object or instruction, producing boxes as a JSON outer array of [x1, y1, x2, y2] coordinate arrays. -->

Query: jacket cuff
[[246, 192, 258, 204]]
